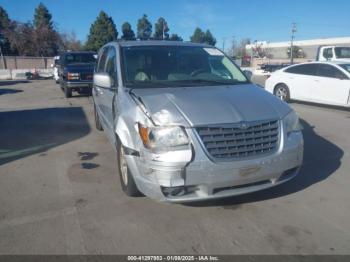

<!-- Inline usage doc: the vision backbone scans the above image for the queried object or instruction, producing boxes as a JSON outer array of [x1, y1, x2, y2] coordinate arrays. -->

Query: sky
[[1, 0, 350, 50]]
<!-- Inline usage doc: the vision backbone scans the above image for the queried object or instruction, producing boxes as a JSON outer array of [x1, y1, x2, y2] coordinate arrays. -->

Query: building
[[246, 37, 350, 60]]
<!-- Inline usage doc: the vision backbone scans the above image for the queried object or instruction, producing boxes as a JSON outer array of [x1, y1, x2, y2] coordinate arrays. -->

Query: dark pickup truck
[[58, 51, 96, 98]]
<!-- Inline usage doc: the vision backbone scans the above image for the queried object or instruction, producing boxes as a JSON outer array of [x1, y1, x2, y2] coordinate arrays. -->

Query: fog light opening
[[161, 185, 198, 197]]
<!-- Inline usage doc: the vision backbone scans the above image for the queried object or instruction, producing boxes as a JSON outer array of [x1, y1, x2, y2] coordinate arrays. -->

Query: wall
[[0, 56, 54, 70]]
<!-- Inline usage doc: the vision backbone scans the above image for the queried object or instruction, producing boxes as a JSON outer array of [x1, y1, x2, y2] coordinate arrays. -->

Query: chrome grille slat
[[196, 120, 280, 161], [202, 131, 278, 143], [205, 137, 278, 149]]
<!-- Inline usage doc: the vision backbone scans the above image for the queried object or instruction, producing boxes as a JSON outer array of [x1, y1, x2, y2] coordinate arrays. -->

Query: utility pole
[[222, 37, 227, 52], [290, 22, 297, 64]]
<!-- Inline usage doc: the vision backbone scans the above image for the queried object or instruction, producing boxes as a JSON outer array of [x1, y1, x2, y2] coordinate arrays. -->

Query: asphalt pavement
[[0, 80, 350, 254]]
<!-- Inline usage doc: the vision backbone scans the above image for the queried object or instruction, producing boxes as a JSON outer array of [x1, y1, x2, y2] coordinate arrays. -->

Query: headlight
[[283, 111, 301, 135], [67, 72, 80, 80], [138, 123, 189, 149]]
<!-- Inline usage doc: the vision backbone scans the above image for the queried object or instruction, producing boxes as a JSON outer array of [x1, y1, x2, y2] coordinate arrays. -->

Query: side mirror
[[94, 73, 114, 88], [242, 70, 253, 81]]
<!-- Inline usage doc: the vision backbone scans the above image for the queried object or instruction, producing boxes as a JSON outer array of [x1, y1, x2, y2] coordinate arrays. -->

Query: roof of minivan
[[116, 40, 212, 48]]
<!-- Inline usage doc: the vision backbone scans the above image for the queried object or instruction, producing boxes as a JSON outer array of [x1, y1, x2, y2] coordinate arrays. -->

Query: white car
[[265, 62, 350, 107]]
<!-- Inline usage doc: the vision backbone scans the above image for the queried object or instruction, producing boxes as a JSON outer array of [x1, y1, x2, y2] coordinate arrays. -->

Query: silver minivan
[[93, 41, 303, 202]]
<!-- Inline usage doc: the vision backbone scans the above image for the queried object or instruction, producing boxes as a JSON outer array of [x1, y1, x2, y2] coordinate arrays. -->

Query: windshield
[[339, 64, 350, 73], [335, 47, 350, 59], [121, 45, 248, 88], [64, 53, 96, 64]]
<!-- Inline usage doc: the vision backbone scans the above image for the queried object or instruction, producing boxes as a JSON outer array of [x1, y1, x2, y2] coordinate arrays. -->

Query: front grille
[[196, 120, 280, 161], [80, 73, 93, 80]]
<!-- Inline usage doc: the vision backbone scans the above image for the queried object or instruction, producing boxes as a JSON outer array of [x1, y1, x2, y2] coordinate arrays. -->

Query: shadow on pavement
[[291, 100, 350, 112], [0, 107, 91, 166], [185, 118, 344, 207], [0, 80, 30, 86], [0, 89, 23, 95]]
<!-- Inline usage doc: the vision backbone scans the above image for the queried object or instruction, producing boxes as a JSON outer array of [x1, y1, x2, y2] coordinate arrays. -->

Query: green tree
[[190, 27, 205, 43], [169, 33, 183, 41], [121, 22, 135, 40], [287, 45, 305, 59], [0, 6, 14, 55], [137, 14, 152, 40], [153, 17, 169, 40], [85, 11, 118, 51], [204, 30, 216, 46], [32, 3, 59, 56], [33, 2, 53, 29], [0, 6, 10, 30]]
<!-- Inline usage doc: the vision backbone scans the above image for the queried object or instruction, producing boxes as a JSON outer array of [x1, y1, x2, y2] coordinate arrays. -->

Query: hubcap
[[276, 87, 287, 101], [119, 146, 128, 185]]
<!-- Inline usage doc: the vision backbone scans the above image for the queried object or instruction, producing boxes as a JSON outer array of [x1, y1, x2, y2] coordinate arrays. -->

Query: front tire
[[274, 83, 290, 102], [64, 85, 72, 98], [94, 103, 103, 131], [116, 139, 141, 197]]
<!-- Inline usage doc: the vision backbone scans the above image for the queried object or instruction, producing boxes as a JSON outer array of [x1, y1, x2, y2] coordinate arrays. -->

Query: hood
[[132, 84, 291, 127], [65, 63, 95, 73]]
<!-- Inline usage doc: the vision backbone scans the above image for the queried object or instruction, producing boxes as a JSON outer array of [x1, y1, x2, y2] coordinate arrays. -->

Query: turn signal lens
[[138, 123, 150, 147]]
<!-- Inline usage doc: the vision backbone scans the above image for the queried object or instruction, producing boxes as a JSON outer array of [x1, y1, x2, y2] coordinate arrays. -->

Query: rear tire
[[94, 103, 103, 131], [64, 84, 72, 98], [274, 83, 290, 102], [116, 139, 141, 197]]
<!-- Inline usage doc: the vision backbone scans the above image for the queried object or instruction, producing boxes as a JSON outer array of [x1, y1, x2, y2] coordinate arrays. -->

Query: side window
[[105, 47, 117, 83], [323, 48, 333, 59], [97, 47, 108, 73], [318, 64, 348, 79], [285, 64, 318, 76]]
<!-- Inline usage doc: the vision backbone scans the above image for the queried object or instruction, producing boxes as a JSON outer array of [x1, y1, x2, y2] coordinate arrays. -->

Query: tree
[[287, 45, 305, 59], [190, 27, 205, 43], [153, 17, 169, 40], [6, 22, 36, 56], [121, 22, 135, 40], [32, 3, 59, 56], [231, 38, 251, 58], [0, 7, 16, 55], [204, 30, 216, 46], [85, 11, 118, 51], [190, 28, 216, 46], [137, 14, 152, 40], [169, 34, 183, 41], [0, 6, 10, 30], [60, 31, 82, 51], [33, 2, 53, 29]]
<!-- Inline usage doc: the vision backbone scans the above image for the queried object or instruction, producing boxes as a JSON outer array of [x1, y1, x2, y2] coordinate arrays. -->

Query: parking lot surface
[[0, 80, 350, 254]]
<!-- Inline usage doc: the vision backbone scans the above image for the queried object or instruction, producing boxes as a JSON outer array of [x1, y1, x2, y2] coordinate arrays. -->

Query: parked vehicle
[[265, 61, 350, 107], [58, 51, 96, 98], [93, 41, 303, 202], [316, 46, 350, 62], [51, 56, 60, 83]]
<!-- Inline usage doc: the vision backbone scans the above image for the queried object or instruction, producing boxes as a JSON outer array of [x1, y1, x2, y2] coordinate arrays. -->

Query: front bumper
[[125, 125, 304, 203], [66, 81, 92, 88]]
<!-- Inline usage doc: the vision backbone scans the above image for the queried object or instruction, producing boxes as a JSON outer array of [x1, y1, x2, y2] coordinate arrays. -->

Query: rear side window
[[284, 64, 319, 76], [97, 47, 108, 73], [318, 64, 348, 79]]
